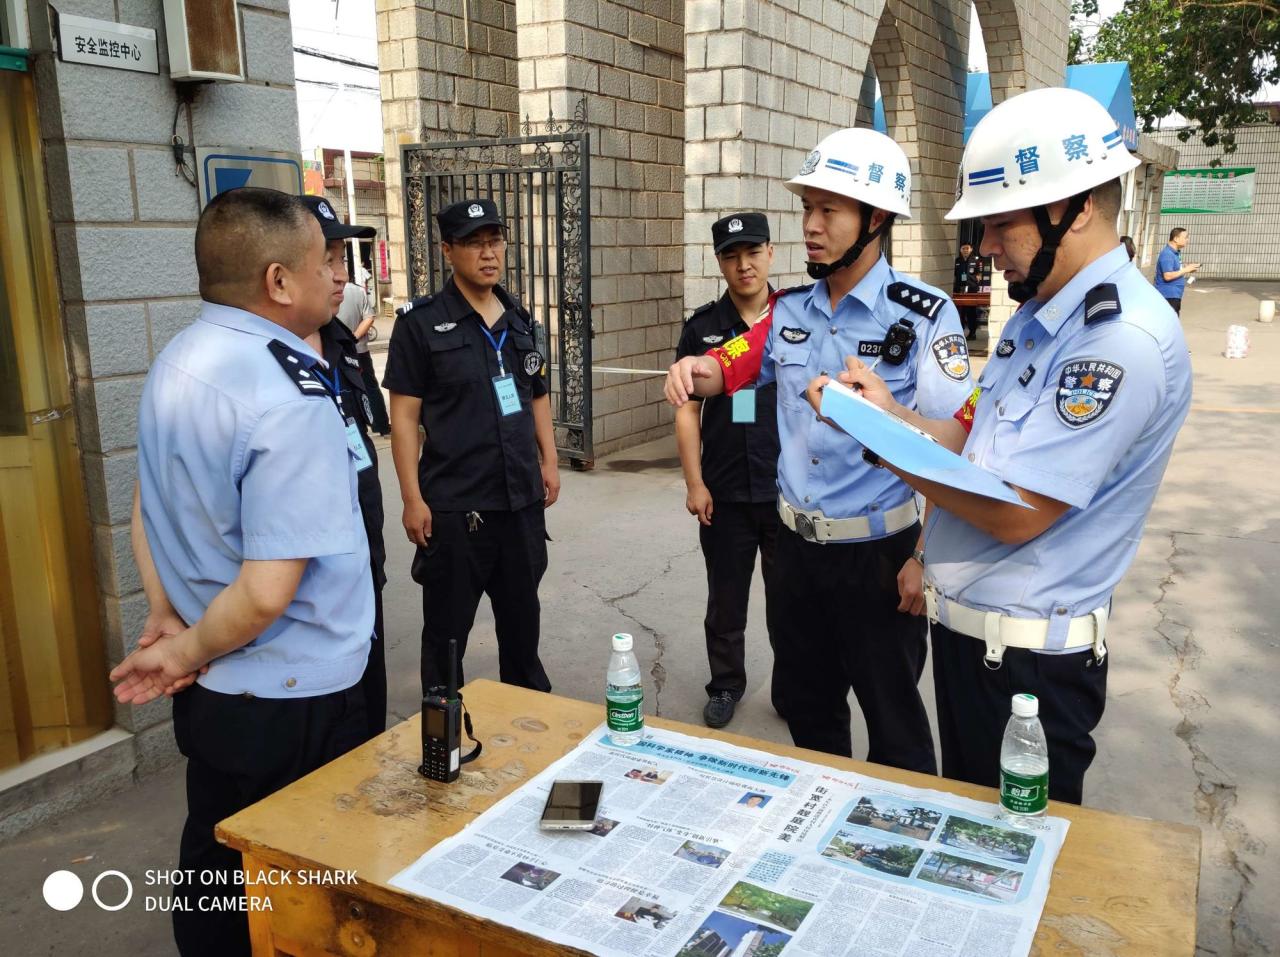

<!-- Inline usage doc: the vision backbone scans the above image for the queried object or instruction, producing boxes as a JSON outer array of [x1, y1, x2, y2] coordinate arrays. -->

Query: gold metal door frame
[[0, 68, 111, 767]]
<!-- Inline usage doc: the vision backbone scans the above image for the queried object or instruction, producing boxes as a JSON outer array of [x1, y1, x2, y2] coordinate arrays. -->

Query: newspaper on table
[[391, 725, 1069, 957]]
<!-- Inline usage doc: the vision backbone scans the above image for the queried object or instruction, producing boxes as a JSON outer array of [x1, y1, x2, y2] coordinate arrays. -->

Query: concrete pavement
[[0, 279, 1276, 955]]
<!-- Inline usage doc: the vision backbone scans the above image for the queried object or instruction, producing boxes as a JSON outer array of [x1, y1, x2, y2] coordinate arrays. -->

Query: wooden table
[[952, 291, 992, 309], [217, 680, 1200, 956]]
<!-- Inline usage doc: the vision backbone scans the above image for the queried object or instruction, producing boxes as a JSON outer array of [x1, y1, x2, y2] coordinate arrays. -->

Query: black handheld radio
[[420, 639, 481, 783]]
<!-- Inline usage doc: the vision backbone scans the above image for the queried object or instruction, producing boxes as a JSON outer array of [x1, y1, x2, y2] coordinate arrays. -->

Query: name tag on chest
[[345, 420, 373, 471], [731, 387, 756, 424], [492, 373, 521, 416]]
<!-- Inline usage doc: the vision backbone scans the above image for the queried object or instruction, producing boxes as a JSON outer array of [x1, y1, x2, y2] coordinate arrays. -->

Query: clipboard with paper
[[819, 380, 1032, 508]]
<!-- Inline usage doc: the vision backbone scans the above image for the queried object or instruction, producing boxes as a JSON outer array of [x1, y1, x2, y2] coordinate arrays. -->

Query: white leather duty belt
[[777, 495, 919, 544], [925, 584, 1108, 666]]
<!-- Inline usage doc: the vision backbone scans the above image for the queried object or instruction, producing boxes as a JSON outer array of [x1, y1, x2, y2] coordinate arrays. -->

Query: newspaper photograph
[[390, 725, 1070, 957]]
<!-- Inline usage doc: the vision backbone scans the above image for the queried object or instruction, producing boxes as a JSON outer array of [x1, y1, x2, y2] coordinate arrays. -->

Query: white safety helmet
[[947, 86, 1139, 221], [786, 128, 913, 219]]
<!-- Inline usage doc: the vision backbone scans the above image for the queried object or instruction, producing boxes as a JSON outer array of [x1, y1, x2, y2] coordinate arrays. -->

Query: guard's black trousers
[[699, 501, 784, 706], [931, 623, 1108, 805], [772, 523, 936, 773], [359, 585, 387, 741], [172, 683, 366, 957], [414, 503, 551, 695]]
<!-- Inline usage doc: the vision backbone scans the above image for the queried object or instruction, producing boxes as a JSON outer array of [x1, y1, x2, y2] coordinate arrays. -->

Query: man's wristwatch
[[911, 548, 925, 565]]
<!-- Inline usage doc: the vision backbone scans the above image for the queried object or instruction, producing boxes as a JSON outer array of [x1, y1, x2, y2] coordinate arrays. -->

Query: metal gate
[[401, 109, 593, 464]]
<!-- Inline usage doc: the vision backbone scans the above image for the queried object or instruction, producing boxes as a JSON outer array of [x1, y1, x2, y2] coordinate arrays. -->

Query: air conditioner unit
[[162, 0, 243, 82]]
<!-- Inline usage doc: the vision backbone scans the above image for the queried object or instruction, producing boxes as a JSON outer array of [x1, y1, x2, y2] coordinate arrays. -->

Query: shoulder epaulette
[[1083, 283, 1121, 325], [777, 283, 813, 298], [395, 294, 434, 317], [267, 340, 329, 397], [684, 300, 716, 325], [887, 281, 946, 321]]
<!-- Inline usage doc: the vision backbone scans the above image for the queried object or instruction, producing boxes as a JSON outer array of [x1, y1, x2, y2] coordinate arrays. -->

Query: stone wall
[[378, 0, 519, 301], [11, 0, 300, 829]]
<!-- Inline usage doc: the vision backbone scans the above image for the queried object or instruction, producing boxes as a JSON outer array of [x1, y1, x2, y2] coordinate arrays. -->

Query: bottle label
[[1000, 766, 1048, 815], [606, 688, 643, 733]]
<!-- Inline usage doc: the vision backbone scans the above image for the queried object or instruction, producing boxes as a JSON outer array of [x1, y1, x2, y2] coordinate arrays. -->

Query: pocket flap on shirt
[[995, 389, 1037, 423], [426, 330, 469, 352], [773, 343, 812, 367]]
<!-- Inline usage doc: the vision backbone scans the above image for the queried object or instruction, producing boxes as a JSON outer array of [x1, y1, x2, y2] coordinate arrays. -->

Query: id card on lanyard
[[317, 360, 373, 472], [480, 323, 521, 416]]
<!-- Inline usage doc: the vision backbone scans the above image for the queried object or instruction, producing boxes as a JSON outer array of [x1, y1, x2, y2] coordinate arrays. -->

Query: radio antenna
[[446, 639, 459, 700]]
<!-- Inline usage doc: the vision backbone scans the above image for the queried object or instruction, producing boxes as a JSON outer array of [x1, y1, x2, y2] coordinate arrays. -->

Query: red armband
[[707, 285, 806, 395], [953, 386, 982, 434]]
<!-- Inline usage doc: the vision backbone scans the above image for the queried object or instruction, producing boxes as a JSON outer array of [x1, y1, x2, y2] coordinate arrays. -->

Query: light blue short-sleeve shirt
[[759, 257, 973, 539], [137, 302, 373, 697], [925, 246, 1191, 649]]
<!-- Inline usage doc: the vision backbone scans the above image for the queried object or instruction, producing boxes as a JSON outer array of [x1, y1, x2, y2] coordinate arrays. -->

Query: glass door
[[0, 67, 112, 768]]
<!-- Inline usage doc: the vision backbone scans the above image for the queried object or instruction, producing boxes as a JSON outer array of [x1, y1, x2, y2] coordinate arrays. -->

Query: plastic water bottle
[[606, 633, 644, 746], [999, 693, 1048, 828]]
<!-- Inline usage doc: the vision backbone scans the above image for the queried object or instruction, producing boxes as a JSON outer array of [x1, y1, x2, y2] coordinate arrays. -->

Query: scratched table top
[[218, 679, 1200, 956]]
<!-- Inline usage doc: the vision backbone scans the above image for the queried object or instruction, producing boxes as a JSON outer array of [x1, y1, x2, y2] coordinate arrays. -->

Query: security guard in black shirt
[[953, 241, 986, 340], [675, 213, 784, 729], [300, 196, 388, 741], [383, 198, 558, 695]]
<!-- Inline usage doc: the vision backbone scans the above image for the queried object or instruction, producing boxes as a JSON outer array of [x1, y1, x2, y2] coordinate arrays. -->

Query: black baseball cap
[[437, 198, 506, 241], [712, 212, 770, 253], [300, 195, 376, 240]]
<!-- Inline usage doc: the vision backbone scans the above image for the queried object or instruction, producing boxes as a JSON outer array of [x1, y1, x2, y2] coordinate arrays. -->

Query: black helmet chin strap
[[807, 204, 895, 281], [1007, 190, 1091, 303]]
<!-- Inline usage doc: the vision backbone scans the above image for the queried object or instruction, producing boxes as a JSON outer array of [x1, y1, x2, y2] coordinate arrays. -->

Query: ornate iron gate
[[401, 111, 593, 464]]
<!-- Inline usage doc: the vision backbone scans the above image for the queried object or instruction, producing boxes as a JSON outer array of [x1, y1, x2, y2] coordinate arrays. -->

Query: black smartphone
[[538, 780, 604, 831]]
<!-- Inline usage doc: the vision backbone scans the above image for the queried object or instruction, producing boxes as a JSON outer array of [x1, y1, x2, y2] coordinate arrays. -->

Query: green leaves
[[1084, 0, 1280, 154]]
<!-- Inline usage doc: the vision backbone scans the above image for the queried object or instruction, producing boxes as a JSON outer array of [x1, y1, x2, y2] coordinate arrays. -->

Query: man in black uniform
[[300, 197, 389, 740], [675, 213, 783, 729], [383, 198, 559, 695], [953, 241, 984, 339]]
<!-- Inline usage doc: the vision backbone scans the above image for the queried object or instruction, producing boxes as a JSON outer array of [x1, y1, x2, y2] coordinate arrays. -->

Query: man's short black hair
[[1169, 226, 1187, 242], [195, 187, 315, 302]]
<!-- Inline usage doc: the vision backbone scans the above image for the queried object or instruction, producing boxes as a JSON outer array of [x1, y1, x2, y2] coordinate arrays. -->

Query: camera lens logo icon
[[43, 869, 133, 912]]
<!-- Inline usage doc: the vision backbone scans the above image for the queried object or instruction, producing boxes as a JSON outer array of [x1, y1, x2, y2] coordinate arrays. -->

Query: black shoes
[[703, 691, 737, 729]]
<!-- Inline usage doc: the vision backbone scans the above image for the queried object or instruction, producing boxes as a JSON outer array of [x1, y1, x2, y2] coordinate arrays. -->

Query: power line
[[296, 77, 380, 92], [293, 44, 377, 71]]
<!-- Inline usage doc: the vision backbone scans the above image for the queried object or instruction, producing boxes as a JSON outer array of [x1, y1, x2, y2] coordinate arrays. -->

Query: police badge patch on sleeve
[[1056, 359, 1125, 427], [930, 334, 970, 381], [523, 351, 544, 376]]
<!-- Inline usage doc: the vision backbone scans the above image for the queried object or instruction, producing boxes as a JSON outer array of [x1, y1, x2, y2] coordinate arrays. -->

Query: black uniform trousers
[[699, 500, 784, 707], [772, 523, 936, 773], [414, 502, 551, 694], [171, 682, 366, 956], [931, 623, 1108, 805], [359, 586, 387, 740], [1165, 296, 1182, 316]]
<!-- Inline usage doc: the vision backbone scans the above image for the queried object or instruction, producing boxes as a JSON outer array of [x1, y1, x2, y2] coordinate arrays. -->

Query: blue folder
[[820, 381, 1032, 508]]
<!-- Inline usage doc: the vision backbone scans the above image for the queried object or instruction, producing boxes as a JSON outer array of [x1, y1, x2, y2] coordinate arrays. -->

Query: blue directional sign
[[196, 148, 304, 208]]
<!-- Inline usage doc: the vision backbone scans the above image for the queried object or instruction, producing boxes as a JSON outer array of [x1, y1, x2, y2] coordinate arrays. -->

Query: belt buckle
[[793, 513, 816, 542]]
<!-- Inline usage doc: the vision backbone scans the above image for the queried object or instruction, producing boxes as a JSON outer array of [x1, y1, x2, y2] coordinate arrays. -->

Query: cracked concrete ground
[[1, 280, 1276, 955]]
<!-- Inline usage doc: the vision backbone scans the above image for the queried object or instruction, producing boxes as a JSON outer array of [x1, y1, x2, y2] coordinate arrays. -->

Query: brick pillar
[[518, 0, 685, 456], [871, 0, 969, 291], [683, 0, 878, 309], [377, 0, 519, 302]]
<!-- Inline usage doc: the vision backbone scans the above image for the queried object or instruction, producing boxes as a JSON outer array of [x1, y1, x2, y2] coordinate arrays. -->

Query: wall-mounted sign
[[195, 148, 305, 209], [57, 14, 158, 74], [378, 241, 390, 283], [1162, 167, 1256, 215]]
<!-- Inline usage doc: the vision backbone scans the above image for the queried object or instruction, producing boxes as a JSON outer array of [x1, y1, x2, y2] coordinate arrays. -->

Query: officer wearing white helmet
[[811, 88, 1192, 803], [665, 128, 973, 771]]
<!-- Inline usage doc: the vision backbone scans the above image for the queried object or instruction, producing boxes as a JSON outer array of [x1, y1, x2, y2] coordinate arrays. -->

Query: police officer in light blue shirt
[[821, 88, 1192, 805], [666, 128, 972, 771], [110, 187, 371, 957]]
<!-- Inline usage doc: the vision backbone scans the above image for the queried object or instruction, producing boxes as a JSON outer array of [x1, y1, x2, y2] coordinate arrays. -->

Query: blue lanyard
[[479, 324, 508, 375], [312, 359, 346, 416]]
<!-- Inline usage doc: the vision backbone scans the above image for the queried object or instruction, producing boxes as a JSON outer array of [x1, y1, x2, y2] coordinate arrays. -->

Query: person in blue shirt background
[[666, 128, 972, 772], [111, 187, 372, 956], [1153, 227, 1199, 315], [814, 87, 1192, 805]]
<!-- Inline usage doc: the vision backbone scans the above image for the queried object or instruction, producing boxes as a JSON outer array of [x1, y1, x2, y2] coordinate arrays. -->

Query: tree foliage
[[1087, 0, 1280, 153]]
